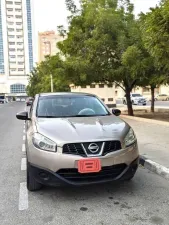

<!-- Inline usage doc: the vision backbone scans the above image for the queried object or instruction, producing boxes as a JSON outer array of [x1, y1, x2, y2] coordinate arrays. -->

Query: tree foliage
[[58, 0, 147, 115], [26, 55, 70, 97], [140, 0, 169, 74]]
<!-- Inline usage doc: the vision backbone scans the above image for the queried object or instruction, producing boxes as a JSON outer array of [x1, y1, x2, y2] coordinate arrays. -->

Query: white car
[[123, 93, 147, 105], [155, 94, 169, 101]]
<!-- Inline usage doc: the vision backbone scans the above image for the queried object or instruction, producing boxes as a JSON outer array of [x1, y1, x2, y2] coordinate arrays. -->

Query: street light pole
[[50, 74, 53, 92]]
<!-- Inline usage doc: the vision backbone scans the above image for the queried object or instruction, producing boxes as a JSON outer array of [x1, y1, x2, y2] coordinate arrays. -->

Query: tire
[[27, 161, 42, 191], [143, 103, 146, 106]]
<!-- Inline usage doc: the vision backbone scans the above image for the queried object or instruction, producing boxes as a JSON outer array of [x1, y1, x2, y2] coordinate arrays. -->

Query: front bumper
[[29, 157, 139, 186]]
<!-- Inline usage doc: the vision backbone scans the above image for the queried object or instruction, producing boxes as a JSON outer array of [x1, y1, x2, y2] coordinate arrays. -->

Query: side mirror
[[112, 109, 121, 116], [16, 111, 30, 120]]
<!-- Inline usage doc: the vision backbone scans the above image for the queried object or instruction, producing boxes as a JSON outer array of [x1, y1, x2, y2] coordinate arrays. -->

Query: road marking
[[23, 129, 25, 133], [21, 158, 27, 171], [23, 135, 25, 141], [19, 182, 28, 211], [22, 144, 26, 152]]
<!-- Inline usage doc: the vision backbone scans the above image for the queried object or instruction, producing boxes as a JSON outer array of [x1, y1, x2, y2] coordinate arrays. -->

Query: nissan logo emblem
[[88, 143, 99, 153]]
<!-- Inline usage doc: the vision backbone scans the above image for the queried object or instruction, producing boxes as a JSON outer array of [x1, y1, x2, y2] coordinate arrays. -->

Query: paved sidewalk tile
[[121, 117, 169, 168]]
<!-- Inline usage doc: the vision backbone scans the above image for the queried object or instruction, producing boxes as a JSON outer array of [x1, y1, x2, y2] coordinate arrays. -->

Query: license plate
[[78, 158, 101, 173]]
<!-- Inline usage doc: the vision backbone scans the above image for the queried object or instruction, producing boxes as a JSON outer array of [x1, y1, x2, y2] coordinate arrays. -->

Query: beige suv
[[16, 93, 139, 191]]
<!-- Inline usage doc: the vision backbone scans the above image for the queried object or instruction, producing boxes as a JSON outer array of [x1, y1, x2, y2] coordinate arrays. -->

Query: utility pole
[[50, 74, 53, 92]]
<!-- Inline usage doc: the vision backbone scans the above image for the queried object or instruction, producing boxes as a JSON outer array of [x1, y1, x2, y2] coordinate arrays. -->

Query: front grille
[[57, 164, 126, 183], [103, 141, 121, 156], [62, 141, 121, 157], [63, 143, 86, 157]]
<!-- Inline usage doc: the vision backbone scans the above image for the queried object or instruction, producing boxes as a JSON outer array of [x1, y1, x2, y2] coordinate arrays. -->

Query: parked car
[[26, 97, 34, 106], [123, 93, 147, 105], [16, 92, 139, 191], [155, 94, 169, 101], [0, 99, 5, 104]]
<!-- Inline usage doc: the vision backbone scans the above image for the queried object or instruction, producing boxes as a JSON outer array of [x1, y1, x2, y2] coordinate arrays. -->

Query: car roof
[[39, 92, 96, 97]]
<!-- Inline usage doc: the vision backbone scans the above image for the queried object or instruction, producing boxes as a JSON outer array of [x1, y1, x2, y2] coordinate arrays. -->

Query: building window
[[8, 35, 15, 38], [90, 84, 95, 88], [107, 84, 113, 88], [81, 85, 86, 88], [15, 15, 22, 19], [101, 98, 105, 102], [6, 1, 13, 4], [9, 48, 15, 51], [8, 28, 14, 32], [15, 9, 21, 12], [10, 84, 26, 93], [11, 69, 16, 72], [16, 22, 22, 25], [108, 98, 114, 102], [8, 21, 14, 25], [115, 91, 118, 96], [15, 2, 21, 5], [18, 68, 24, 71], [9, 42, 15, 45], [99, 84, 104, 88], [143, 87, 150, 93], [9, 55, 16, 58], [7, 8, 13, 11]]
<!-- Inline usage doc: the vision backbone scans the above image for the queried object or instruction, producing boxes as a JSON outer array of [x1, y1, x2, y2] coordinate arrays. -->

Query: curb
[[139, 155, 169, 180], [121, 115, 169, 127]]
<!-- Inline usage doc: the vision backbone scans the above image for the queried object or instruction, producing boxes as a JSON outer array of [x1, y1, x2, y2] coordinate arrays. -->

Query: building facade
[[38, 31, 65, 62], [0, 0, 35, 97], [70, 84, 169, 105]]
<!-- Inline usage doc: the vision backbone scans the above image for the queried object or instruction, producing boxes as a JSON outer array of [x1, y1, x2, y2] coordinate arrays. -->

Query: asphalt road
[[0, 102, 169, 225]]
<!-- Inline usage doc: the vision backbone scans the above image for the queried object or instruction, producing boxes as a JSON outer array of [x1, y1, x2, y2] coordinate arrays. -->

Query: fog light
[[39, 172, 49, 180]]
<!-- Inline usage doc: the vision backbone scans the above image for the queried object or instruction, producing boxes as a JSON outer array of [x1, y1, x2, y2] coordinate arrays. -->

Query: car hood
[[35, 115, 130, 145]]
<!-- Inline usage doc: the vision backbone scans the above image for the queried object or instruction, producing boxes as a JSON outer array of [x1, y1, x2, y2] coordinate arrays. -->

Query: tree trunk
[[150, 86, 155, 113], [125, 89, 134, 116]]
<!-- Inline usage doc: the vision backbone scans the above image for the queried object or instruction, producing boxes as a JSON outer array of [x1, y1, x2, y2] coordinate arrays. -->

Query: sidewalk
[[121, 116, 169, 168]]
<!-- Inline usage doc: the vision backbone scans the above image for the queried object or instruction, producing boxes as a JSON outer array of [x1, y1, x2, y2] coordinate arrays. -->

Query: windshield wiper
[[71, 114, 109, 117], [38, 116, 59, 118]]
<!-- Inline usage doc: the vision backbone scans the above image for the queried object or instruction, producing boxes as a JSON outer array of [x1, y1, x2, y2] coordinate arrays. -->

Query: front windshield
[[132, 94, 142, 97], [37, 95, 110, 118]]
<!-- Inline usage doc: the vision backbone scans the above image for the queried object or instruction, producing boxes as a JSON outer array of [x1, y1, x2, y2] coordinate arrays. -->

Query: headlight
[[124, 128, 136, 147], [32, 133, 57, 152]]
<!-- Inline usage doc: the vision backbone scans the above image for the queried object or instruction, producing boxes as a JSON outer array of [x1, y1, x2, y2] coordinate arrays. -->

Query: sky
[[33, 0, 160, 32]]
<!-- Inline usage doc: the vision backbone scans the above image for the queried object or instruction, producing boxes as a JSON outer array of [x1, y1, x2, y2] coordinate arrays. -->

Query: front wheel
[[27, 161, 42, 191]]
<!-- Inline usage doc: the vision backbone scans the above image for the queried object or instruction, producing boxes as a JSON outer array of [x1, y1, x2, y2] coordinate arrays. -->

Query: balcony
[[9, 63, 17, 69], [16, 31, 23, 36], [8, 31, 15, 36]]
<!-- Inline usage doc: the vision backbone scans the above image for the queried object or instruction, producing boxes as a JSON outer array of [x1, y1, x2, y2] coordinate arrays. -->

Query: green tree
[[58, 0, 146, 115], [27, 54, 70, 97], [140, 0, 169, 74]]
